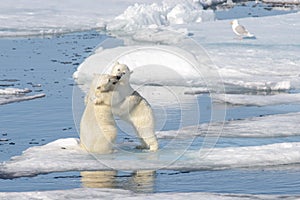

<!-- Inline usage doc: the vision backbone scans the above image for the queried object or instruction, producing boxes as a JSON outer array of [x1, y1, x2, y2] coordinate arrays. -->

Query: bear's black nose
[[116, 75, 122, 80]]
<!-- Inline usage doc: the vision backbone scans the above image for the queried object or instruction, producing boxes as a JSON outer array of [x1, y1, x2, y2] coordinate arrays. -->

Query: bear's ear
[[114, 61, 120, 66], [130, 70, 133, 74]]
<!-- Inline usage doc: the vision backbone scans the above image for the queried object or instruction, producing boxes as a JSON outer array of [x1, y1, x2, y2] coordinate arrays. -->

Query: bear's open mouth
[[116, 72, 126, 80]]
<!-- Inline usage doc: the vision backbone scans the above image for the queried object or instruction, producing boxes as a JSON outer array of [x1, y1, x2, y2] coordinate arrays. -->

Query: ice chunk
[[157, 112, 300, 138], [1, 137, 300, 178], [106, 0, 215, 38], [0, 88, 31, 95], [0, 187, 295, 200], [213, 92, 300, 106], [0, 93, 45, 105]]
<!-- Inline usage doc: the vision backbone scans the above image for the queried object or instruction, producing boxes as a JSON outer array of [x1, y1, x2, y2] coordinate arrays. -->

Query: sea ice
[[0, 88, 31, 95], [0, 93, 46, 105], [157, 112, 300, 138], [0, 187, 296, 200], [0, 0, 214, 38], [0, 87, 45, 105], [1, 132, 300, 178], [106, 0, 214, 35], [73, 11, 300, 95], [214, 93, 300, 106]]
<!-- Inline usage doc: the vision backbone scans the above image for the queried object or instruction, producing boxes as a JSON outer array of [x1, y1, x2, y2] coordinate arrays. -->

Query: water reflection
[[81, 171, 117, 188], [80, 170, 155, 193]]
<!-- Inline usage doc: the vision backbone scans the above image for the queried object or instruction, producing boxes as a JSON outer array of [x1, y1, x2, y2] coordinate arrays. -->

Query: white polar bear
[[110, 62, 159, 151], [80, 74, 118, 153]]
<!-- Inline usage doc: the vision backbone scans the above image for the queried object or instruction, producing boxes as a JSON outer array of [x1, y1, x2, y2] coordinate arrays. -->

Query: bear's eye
[[117, 69, 120, 71]]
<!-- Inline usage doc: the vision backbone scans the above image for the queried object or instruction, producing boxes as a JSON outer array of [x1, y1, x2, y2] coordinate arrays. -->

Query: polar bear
[[110, 62, 159, 151], [80, 74, 118, 153]]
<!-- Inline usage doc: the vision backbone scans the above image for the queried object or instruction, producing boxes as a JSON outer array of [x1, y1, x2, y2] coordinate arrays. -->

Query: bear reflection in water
[[80, 170, 155, 193]]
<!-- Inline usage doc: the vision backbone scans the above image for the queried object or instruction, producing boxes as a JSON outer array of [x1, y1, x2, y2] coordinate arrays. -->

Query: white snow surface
[[73, 12, 300, 95], [262, 0, 300, 4], [1, 0, 300, 95], [0, 188, 298, 200], [73, 45, 211, 88], [214, 93, 300, 106], [0, 0, 214, 37], [157, 112, 300, 138], [1, 115, 300, 179], [106, 0, 215, 34]]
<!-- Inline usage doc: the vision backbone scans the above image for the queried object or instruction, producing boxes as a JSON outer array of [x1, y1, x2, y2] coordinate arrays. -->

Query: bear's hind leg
[[136, 127, 158, 151]]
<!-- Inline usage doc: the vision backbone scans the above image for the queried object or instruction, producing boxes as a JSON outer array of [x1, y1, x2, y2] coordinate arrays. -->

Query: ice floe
[[0, 88, 31, 95], [1, 135, 300, 178], [214, 93, 300, 106], [1, 188, 298, 200], [0, 0, 214, 38], [0, 87, 45, 105], [157, 112, 300, 138]]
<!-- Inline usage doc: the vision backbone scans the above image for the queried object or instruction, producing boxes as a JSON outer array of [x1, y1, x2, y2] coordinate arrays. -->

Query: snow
[[262, 0, 300, 4], [1, 0, 299, 95], [198, 0, 227, 9], [214, 93, 300, 106], [72, 41, 224, 99], [1, 124, 300, 179], [0, 0, 214, 38], [0, 188, 297, 200], [73, 46, 204, 87], [72, 11, 300, 95], [157, 112, 300, 138], [188, 13, 300, 93], [0, 0, 299, 39], [107, 0, 215, 34]]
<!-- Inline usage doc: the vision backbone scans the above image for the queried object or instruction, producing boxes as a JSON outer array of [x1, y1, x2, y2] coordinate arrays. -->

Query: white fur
[[110, 62, 159, 151], [80, 74, 118, 153]]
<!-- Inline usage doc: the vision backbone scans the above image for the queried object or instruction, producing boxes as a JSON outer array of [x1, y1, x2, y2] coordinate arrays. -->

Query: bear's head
[[94, 74, 118, 93], [110, 62, 132, 83]]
